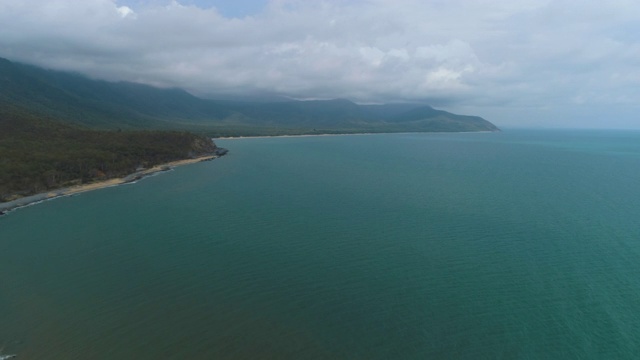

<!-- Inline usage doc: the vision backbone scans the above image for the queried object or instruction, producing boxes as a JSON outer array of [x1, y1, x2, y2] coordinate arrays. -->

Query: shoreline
[[0, 155, 218, 215], [216, 130, 498, 140]]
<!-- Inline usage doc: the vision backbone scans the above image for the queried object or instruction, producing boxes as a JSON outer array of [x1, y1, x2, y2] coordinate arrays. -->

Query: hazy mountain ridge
[[0, 57, 499, 135]]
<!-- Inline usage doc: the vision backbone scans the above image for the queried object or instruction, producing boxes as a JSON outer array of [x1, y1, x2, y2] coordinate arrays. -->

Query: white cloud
[[117, 5, 135, 18], [1, 0, 640, 127]]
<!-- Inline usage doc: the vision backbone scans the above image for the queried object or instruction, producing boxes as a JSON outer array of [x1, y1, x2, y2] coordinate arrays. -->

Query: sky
[[1, 0, 639, 129]]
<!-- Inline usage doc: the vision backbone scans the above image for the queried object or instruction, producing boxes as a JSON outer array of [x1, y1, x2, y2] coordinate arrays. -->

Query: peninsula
[[0, 107, 227, 213]]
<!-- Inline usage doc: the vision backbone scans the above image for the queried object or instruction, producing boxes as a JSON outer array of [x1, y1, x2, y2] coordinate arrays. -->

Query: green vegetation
[[0, 57, 499, 136], [0, 106, 216, 201]]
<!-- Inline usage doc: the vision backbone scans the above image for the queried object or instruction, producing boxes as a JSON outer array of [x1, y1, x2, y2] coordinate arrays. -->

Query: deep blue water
[[1, 129, 640, 359]]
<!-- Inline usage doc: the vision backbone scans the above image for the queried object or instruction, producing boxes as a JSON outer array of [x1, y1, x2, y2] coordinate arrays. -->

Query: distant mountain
[[0, 57, 499, 135], [0, 57, 231, 129]]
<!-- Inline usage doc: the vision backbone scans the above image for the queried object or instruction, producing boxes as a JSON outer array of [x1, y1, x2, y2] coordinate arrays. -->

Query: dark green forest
[[0, 107, 216, 201]]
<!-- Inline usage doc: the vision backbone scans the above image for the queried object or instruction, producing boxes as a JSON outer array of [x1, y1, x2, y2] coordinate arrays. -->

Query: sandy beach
[[216, 130, 497, 140], [215, 133, 375, 140], [62, 156, 216, 197], [0, 155, 217, 214]]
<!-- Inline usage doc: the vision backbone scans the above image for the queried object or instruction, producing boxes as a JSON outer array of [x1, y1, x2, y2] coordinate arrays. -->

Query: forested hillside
[[0, 107, 217, 201]]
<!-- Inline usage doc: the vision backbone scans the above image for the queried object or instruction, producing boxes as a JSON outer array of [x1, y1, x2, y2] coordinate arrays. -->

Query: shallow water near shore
[[2, 129, 640, 359]]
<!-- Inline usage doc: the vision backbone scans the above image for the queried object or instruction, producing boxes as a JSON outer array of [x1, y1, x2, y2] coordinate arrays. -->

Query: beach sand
[[0, 155, 217, 214], [61, 156, 216, 197], [215, 130, 496, 140]]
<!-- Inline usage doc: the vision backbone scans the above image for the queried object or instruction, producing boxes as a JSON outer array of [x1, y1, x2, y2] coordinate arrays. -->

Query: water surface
[[2, 130, 640, 359]]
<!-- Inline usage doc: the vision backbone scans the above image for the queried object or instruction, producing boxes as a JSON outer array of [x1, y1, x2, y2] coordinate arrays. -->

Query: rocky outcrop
[[190, 137, 217, 156]]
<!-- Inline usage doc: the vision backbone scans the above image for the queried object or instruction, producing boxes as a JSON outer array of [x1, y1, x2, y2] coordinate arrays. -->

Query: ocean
[[1, 129, 640, 359]]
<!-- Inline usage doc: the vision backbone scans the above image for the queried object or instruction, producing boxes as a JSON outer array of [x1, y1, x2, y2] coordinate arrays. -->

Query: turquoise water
[[2, 129, 640, 359]]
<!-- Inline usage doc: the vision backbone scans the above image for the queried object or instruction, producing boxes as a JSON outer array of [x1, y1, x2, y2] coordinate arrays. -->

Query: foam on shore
[[0, 155, 217, 215]]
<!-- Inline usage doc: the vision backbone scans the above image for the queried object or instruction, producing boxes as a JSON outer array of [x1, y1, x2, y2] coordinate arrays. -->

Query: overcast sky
[[1, 0, 639, 128]]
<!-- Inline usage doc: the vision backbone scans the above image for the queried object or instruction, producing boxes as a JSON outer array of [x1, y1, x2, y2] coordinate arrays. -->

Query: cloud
[[117, 5, 136, 18], [1, 0, 639, 127]]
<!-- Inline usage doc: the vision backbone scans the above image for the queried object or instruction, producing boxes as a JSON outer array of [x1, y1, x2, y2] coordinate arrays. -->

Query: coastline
[[216, 130, 498, 140], [215, 133, 379, 140], [0, 155, 217, 215]]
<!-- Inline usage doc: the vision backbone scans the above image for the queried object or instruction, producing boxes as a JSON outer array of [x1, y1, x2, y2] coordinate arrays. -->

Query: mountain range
[[0, 57, 499, 136]]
